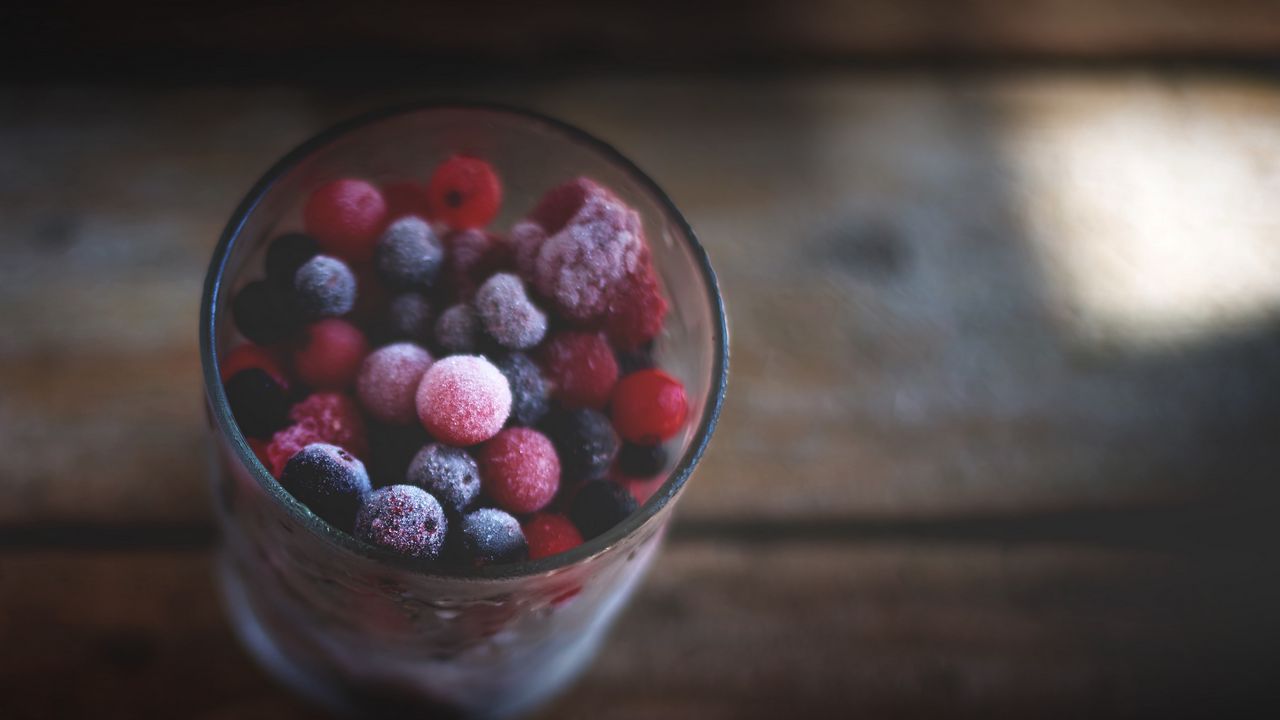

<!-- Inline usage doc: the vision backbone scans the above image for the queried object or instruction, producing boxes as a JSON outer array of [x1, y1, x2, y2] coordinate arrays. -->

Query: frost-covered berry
[[478, 428, 560, 515], [294, 319, 369, 390], [522, 513, 583, 560], [475, 273, 546, 350], [406, 443, 481, 515], [304, 178, 388, 264], [611, 369, 688, 445], [538, 331, 619, 410], [375, 216, 444, 291], [280, 442, 372, 529], [355, 485, 448, 560], [494, 352, 549, 426], [427, 155, 502, 230], [415, 355, 511, 446], [294, 255, 357, 319], [356, 343, 434, 425], [457, 508, 527, 566]]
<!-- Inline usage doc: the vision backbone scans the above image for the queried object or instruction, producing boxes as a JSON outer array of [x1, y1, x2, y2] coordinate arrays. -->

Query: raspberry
[[457, 508, 527, 567], [427, 155, 502, 230], [478, 428, 560, 515], [264, 232, 319, 288], [294, 255, 357, 320], [415, 355, 511, 446], [528, 177, 595, 235], [605, 262, 667, 351], [375, 216, 443, 291], [494, 352, 549, 426], [533, 186, 645, 322], [521, 513, 583, 560], [355, 485, 448, 560], [225, 368, 291, 439], [569, 480, 637, 540], [289, 392, 369, 458], [434, 304, 481, 354], [265, 423, 323, 478], [386, 292, 433, 344], [280, 443, 372, 530], [232, 280, 300, 346], [304, 178, 388, 264], [544, 408, 617, 482], [294, 319, 369, 390], [381, 180, 431, 223], [443, 229, 505, 300], [617, 442, 667, 478], [406, 443, 481, 515], [220, 343, 289, 390], [538, 331, 619, 410], [474, 273, 546, 350], [356, 343, 434, 425], [610, 369, 688, 445]]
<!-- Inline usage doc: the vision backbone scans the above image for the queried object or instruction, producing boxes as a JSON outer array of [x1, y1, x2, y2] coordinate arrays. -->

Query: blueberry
[[366, 421, 430, 488], [224, 368, 290, 439], [406, 443, 481, 515], [457, 508, 527, 567], [494, 352, 549, 426], [544, 408, 618, 482], [265, 232, 319, 287], [279, 443, 372, 529], [569, 480, 637, 540], [375, 216, 444, 291], [618, 442, 667, 478], [387, 292, 433, 343], [354, 485, 448, 560], [232, 280, 299, 345], [294, 255, 357, 319]]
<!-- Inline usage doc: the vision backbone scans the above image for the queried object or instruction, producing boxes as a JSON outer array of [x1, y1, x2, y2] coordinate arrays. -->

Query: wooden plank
[[2, 540, 1276, 718], [5, 74, 1280, 524]]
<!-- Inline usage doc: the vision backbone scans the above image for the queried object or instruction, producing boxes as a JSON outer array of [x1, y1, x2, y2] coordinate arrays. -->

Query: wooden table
[[3, 70, 1280, 717]]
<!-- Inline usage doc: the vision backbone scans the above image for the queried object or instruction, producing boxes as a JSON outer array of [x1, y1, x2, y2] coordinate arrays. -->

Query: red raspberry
[[427, 155, 502, 230], [289, 392, 369, 458], [415, 355, 512, 446], [264, 423, 322, 478], [304, 179, 388, 264], [479, 428, 561, 515], [605, 261, 667, 351], [529, 177, 595, 234], [294, 319, 369, 390], [611, 369, 688, 444], [521, 513, 583, 560], [538, 332, 619, 410], [220, 343, 289, 391], [381, 180, 431, 223]]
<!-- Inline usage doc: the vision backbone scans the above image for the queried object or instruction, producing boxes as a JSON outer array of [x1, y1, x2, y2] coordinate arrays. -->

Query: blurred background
[[3, 1, 1280, 717]]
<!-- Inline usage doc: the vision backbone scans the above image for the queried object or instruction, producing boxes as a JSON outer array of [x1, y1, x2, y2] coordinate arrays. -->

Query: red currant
[[427, 155, 502, 229], [304, 178, 388, 264], [610, 369, 688, 444]]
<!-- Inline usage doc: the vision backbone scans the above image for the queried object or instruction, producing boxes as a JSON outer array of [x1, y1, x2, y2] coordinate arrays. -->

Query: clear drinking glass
[[199, 104, 729, 718]]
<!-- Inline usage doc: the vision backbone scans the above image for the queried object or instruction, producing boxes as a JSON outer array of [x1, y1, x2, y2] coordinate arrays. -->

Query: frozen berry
[[415, 355, 511, 446], [478, 428, 560, 515], [533, 186, 645, 322], [427, 155, 502, 229], [265, 232, 320, 288], [304, 178, 388, 264], [294, 255, 357, 319], [494, 352, 549, 426], [280, 442, 371, 529], [475, 273, 546, 350], [366, 421, 429, 488], [355, 485, 448, 560], [232, 280, 299, 345], [457, 508, 527, 566], [225, 368, 290, 439], [605, 263, 667, 351], [356, 343, 433, 425], [382, 180, 431, 222], [538, 331, 619, 410], [529, 177, 595, 235], [611, 369, 688, 444], [294, 319, 369, 390], [522, 513, 583, 561], [220, 343, 289, 390], [443, 229, 505, 300], [434, 304, 481, 354], [618, 442, 667, 478], [265, 423, 323, 478], [289, 392, 369, 458], [406, 443, 481, 515], [544, 408, 617, 482], [387, 292, 433, 343], [375, 216, 443, 291], [569, 480, 637, 540]]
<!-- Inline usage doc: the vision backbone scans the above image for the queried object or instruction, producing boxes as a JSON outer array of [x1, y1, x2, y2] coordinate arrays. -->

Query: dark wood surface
[[3, 71, 1280, 717]]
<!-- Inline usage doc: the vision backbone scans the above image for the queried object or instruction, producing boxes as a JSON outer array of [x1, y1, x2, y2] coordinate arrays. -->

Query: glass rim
[[199, 101, 729, 581]]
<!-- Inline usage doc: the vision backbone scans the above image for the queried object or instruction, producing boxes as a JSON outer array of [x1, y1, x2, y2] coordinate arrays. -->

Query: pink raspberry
[[356, 343, 434, 425], [533, 186, 645, 322], [289, 392, 369, 458], [521, 513, 583, 560], [415, 355, 512, 446], [605, 260, 668, 351], [294, 319, 369, 391], [478, 428, 560, 515], [538, 331, 619, 410]]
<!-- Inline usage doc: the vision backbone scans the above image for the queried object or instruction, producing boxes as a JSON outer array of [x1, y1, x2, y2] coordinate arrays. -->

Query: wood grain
[[4, 74, 1280, 526], [3, 539, 1275, 719]]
